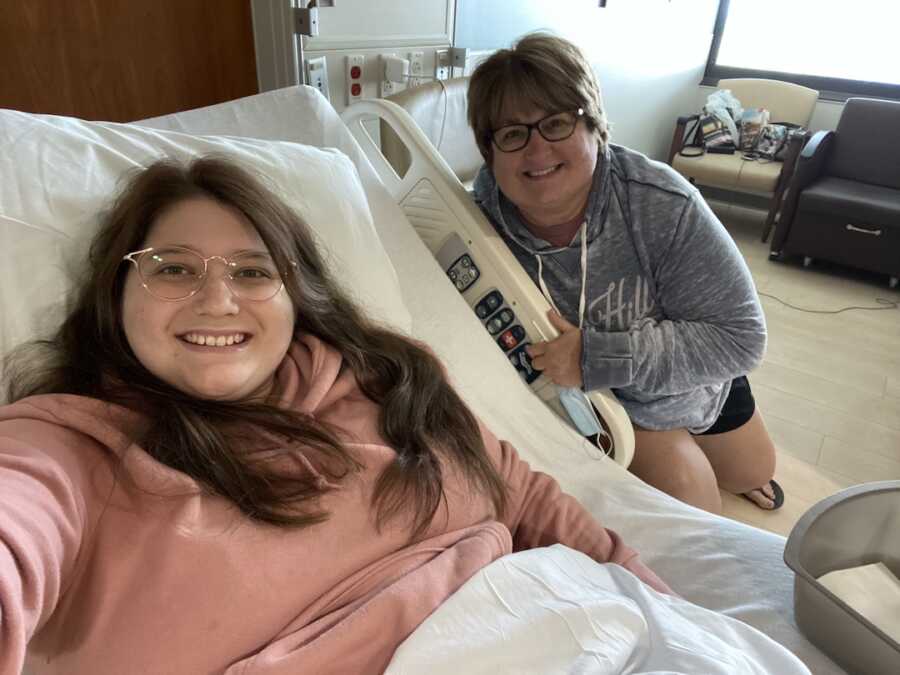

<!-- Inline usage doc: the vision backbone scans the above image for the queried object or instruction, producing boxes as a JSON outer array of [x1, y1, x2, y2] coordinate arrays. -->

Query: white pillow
[[0, 108, 412, 388]]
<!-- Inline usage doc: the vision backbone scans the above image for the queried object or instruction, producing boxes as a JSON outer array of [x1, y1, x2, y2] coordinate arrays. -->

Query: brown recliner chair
[[770, 97, 900, 288]]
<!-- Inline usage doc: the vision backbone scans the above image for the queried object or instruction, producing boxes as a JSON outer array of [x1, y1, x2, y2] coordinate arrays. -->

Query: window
[[704, 0, 900, 101]]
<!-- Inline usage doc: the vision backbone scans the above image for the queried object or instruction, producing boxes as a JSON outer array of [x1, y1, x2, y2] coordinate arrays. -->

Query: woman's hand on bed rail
[[526, 311, 583, 388]]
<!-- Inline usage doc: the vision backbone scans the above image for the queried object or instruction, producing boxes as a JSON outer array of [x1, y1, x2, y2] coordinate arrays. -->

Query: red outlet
[[346, 54, 365, 105]]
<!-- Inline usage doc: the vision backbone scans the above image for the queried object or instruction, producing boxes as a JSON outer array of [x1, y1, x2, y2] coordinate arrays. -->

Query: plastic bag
[[704, 89, 743, 148]]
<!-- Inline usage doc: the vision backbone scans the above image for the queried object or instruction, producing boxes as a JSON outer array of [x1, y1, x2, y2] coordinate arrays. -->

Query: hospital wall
[[454, 0, 721, 161], [251, 0, 846, 162], [454, 0, 845, 155], [254, 0, 720, 160], [252, 0, 456, 113]]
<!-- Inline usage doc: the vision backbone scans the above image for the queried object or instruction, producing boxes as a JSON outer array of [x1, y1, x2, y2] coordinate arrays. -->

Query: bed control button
[[487, 307, 514, 335], [508, 344, 540, 384], [445, 254, 480, 292], [475, 290, 504, 318], [497, 325, 526, 351]]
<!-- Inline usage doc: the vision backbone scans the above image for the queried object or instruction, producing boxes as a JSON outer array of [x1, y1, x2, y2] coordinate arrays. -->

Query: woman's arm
[[483, 422, 672, 595], [582, 192, 766, 394], [0, 423, 89, 674]]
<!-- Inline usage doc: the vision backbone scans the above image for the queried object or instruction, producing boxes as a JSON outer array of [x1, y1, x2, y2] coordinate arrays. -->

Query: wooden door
[[0, 0, 258, 122]]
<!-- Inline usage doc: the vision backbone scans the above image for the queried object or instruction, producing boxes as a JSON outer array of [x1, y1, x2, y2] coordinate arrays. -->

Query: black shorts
[[693, 376, 756, 436]]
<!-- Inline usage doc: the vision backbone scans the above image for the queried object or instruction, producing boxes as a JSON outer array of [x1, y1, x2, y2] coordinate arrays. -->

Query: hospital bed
[[0, 86, 845, 673]]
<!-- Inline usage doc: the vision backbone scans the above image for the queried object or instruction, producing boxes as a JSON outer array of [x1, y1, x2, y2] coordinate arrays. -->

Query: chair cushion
[[672, 152, 781, 193], [734, 158, 782, 193], [799, 176, 900, 228], [382, 77, 482, 183], [672, 152, 741, 188]]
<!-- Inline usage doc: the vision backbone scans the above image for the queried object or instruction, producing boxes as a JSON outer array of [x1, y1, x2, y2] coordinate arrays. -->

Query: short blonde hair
[[467, 33, 609, 163]]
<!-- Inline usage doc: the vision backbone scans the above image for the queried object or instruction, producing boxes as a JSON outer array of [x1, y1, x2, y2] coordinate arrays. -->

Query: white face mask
[[533, 221, 611, 451], [558, 386, 602, 436], [558, 386, 611, 455]]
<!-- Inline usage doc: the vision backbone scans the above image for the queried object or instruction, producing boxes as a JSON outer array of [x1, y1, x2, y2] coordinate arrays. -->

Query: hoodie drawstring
[[533, 223, 613, 455], [535, 221, 588, 329]]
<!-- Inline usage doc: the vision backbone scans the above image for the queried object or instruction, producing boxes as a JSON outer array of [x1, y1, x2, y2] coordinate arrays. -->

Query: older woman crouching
[[468, 34, 783, 514]]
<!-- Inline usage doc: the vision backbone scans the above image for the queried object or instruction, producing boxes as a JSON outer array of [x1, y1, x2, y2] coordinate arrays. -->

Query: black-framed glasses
[[122, 246, 294, 302], [490, 108, 585, 153]]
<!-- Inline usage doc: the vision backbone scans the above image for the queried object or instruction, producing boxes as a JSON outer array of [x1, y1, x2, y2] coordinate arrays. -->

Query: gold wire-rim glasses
[[122, 246, 295, 302]]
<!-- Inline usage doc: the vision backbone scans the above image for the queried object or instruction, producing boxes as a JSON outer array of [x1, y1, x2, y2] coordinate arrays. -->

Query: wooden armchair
[[668, 78, 819, 242]]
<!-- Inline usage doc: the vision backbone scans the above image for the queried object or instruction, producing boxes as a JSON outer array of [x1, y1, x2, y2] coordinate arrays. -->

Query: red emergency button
[[497, 325, 525, 351], [499, 330, 518, 349], [351, 82, 362, 96], [350, 66, 362, 79]]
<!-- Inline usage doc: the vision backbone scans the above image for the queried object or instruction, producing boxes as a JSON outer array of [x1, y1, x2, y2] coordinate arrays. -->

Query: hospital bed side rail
[[341, 99, 634, 468]]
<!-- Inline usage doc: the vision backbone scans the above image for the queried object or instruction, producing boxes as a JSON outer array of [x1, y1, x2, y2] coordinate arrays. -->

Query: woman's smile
[[177, 331, 252, 350], [523, 163, 564, 179]]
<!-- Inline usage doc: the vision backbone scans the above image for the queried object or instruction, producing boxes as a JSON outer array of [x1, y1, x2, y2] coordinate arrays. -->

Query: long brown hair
[[4, 156, 507, 537], [467, 32, 609, 163]]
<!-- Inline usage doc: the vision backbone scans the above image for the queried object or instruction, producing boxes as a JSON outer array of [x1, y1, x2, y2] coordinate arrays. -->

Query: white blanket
[[387, 545, 811, 675]]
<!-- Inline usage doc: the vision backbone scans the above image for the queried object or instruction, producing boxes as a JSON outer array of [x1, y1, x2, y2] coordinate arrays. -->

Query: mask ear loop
[[536, 223, 613, 459]]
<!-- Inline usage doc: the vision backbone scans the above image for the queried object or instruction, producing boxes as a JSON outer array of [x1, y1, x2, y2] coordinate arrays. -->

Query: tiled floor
[[712, 204, 900, 536]]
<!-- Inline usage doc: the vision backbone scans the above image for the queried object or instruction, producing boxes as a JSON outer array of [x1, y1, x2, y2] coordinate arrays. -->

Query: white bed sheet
[[140, 86, 845, 674], [386, 546, 811, 674]]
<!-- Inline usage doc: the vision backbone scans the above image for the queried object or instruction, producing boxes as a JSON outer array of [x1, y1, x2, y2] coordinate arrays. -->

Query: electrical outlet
[[345, 54, 364, 106], [407, 50, 424, 87], [306, 56, 330, 101], [379, 52, 406, 98], [380, 80, 398, 97], [434, 49, 450, 80]]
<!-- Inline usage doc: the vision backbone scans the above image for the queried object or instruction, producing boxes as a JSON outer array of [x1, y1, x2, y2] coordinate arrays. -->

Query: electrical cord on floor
[[757, 291, 899, 314]]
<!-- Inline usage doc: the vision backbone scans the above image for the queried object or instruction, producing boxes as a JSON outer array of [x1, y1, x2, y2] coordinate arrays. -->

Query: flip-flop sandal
[[742, 479, 784, 511]]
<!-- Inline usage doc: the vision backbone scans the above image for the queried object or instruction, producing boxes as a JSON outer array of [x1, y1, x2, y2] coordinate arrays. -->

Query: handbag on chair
[[679, 110, 737, 157]]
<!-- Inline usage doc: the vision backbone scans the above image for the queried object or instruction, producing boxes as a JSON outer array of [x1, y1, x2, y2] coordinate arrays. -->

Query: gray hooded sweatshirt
[[473, 143, 767, 432]]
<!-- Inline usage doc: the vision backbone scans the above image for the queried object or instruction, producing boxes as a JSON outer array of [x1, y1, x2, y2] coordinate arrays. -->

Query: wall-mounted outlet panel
[[434, 49, 450, 80], [345, 54, 365, 106], [407, 50, 424, 87], [306, 56, 330, 101], [379, 52, 407, 98]]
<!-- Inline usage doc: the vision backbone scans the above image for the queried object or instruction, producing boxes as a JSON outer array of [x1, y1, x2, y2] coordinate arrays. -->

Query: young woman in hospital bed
[[0, 105, 817, 674]]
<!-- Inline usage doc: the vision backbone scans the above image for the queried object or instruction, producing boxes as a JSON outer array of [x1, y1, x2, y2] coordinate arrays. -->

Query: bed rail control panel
[[341, 98, 634, 468], [437, 234, 540, 384]]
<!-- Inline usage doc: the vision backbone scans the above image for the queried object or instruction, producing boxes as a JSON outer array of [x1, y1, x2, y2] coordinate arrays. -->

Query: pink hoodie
[[0, 334, 669, 675]]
